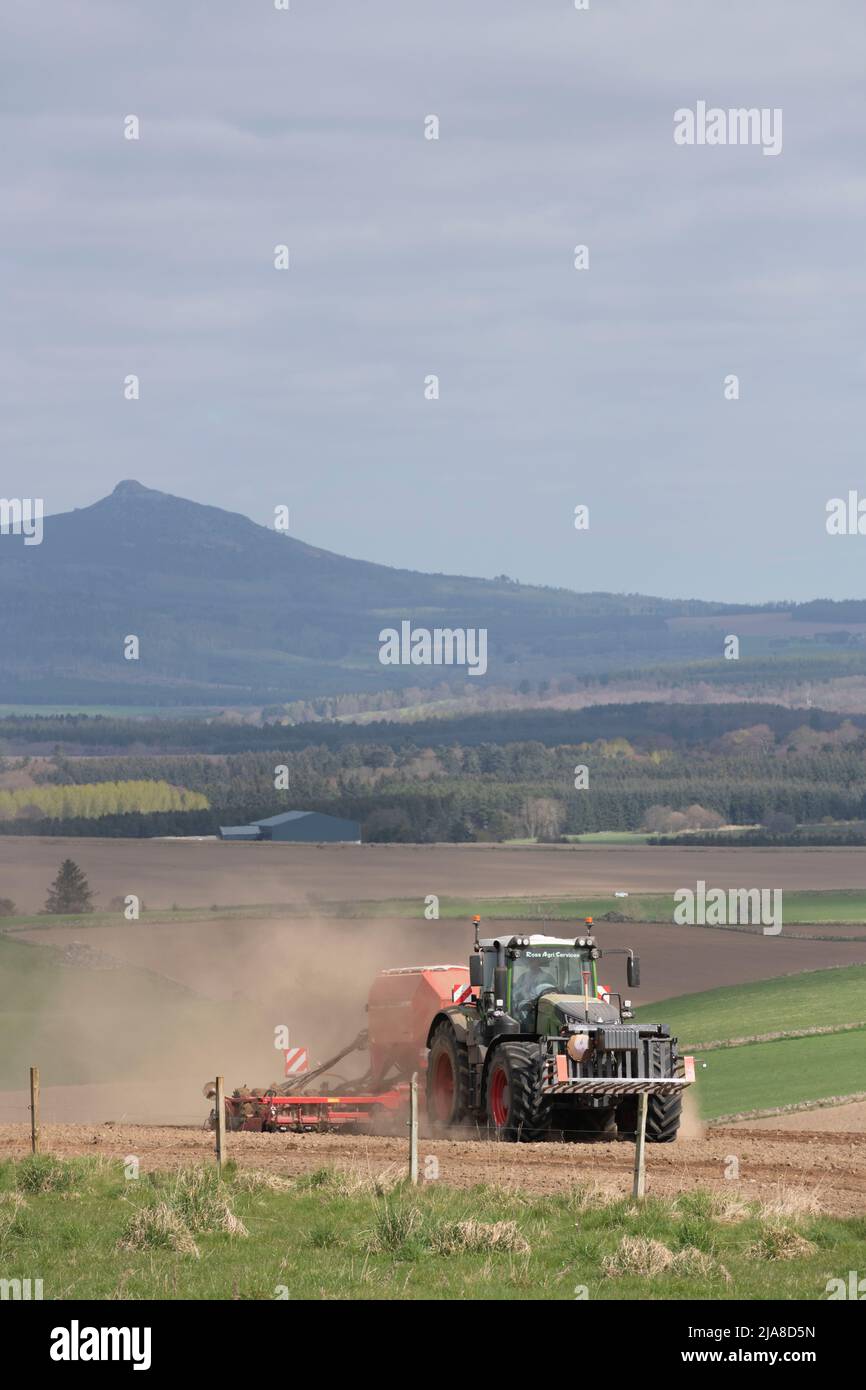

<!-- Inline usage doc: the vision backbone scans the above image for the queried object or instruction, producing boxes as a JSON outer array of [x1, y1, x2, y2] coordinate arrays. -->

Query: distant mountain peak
[[111, 479, 158, 498]]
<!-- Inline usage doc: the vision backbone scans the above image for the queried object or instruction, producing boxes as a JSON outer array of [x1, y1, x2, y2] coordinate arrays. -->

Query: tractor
[[425, 917, 692, 1142]]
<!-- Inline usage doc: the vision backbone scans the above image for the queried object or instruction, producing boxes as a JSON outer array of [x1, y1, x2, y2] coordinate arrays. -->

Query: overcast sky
[[3, 2, 866, 603]]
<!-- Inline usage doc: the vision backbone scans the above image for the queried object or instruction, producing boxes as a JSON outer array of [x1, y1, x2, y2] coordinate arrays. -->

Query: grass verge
[[0, 1158, 861, 1301]]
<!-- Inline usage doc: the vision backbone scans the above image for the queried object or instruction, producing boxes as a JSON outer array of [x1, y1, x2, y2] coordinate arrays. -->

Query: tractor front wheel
[[485, 1042, 548, 1142], [645, 1054, 686, 1142], [645, 1090, 683, 1143]]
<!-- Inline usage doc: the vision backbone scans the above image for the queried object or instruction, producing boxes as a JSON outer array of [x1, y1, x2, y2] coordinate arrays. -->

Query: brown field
[[5, 838, 866, 915], [721, 1101, 866, 1132], [4, 839, 865, 1180], [2, 1121, 864, 1216]]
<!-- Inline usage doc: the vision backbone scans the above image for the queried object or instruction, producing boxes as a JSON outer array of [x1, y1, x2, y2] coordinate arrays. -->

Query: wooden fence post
[[632, 1091, 648, 1199], [408, 1072, 419, 1185], [214, 1076, 226, 1175], [30, 1066, 40, 1155]]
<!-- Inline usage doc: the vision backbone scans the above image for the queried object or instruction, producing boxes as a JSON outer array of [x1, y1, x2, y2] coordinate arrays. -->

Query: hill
[[0, 479, 840, 705]]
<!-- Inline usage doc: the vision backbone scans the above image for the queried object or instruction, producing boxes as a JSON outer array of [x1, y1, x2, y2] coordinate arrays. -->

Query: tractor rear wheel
[[485, 1042, 548, 1142], [645, 1057, 685, 1143], [426, 1021, 471, 1130]]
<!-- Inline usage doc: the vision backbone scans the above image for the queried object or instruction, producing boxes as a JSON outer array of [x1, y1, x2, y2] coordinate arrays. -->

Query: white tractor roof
[[478, 935, 586, 948]]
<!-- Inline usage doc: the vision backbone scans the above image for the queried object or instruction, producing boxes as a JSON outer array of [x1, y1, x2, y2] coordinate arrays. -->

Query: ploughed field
[[7, 838, 866, 914]]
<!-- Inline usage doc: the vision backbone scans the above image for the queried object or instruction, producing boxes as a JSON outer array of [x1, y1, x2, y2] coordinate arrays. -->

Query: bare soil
[[720, 1100, 866, 1132], [6, 839, 866, 915]]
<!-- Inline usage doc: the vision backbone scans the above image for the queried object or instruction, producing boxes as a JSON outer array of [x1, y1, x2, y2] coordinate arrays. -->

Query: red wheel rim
[[489, 1066, 510, 1127], [433, 1051, 454, 1121]]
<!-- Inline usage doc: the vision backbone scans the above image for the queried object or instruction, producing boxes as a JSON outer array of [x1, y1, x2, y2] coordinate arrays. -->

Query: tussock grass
[[675, 1189, 757, 1226], [117, 1166, 248, 1256], [674, 1245, 732, 1283], [16, 1155, 78, 1194], [324, 1165, 404, 1199], [159, 1168, 248, 1237], [118, 1203, 200, 1257], [603, 1234, 730, 1282], [362, 1200, 423, 1255], [603, 1236, 675, 1278], [746, 1225, 817, 1261], [359, 1199, 531, 1257], [295, 1163, 405, 1198], [428, 1218, 530, 1255]]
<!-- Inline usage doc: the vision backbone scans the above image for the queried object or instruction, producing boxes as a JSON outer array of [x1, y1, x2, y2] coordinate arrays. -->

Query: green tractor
[[426, 917, 693, 1142]]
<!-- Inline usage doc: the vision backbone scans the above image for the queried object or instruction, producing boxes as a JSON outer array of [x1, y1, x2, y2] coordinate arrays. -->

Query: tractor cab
[[472, 929, 630, 1035]]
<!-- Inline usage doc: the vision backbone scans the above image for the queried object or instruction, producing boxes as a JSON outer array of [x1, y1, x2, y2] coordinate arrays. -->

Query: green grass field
[[303, 888, 866, 924], [5, 887, 866, 930], [692, 1030, 866, 1120], [0, 1156, 858, 1301], [637, 965, 866, 1047], [636, 966, 866, 1119], [310, 893, 671, 921], [573, 831, 653, 844]]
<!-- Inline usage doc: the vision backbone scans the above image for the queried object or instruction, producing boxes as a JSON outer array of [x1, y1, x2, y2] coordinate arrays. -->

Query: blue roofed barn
[[218, 810, 361, 843]]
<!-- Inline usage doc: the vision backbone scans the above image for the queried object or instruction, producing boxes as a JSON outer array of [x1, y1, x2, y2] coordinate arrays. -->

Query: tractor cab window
[[510, 949, 593, 1018]]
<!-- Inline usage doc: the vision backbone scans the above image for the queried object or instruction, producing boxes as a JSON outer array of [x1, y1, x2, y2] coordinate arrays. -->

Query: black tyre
[[426, 1021, 471, 1130], [485, 1042, 549, 1142], [646, 1056, 685, 1143]]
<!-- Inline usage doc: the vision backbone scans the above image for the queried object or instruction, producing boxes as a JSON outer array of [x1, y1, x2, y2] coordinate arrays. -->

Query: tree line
[[4, 723, 866, 841], [1, 700, 865, 756]]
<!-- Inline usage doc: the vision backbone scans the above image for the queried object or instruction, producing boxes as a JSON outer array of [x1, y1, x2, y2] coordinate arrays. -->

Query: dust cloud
[[4, 913, 474, 1126]]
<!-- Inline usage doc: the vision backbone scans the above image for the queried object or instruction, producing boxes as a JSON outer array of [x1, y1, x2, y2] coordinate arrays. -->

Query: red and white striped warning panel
[[597, 984, 611, 1002], [284, 1047, 309, 1076], [451, 983, 473, 1005]]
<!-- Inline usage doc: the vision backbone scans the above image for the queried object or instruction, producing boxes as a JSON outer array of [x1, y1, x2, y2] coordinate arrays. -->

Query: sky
[[3, 1, 866, 604]]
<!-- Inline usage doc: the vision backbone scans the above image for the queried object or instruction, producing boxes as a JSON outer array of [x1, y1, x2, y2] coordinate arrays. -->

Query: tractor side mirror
[[627, 956, 641, 989], [469, 954, 483, 987]]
